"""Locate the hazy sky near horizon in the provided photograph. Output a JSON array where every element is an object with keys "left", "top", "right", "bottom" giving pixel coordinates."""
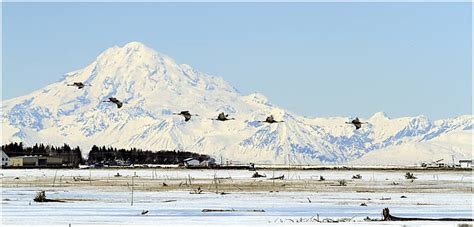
[{"left": 3, "top": 3, "right": 472, "bottom": 120}]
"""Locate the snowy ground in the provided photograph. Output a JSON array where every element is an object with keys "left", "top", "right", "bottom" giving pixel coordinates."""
[{"left": 1, "top": 169, "right": 473, "bottom": 226}]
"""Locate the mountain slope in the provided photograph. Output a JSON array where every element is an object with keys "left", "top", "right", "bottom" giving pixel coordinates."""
[
  {"left": 2, "top": 42, "right": 472, "bottom": 164},
  {"left": 349, "top": 129, "right": 472, "bottom": 166}
]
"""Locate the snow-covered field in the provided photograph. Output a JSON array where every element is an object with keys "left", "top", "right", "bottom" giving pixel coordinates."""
[
  {"left": 2, "top": 169, "right": 473, "bottom": 226},
  {"left": 2, "top": 188, "right": 473, "bottom": 226},
  {"left": 1, "top": 168, "right": 472, "bottom": 182}
]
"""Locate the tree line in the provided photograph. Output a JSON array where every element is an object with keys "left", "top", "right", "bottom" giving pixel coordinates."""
[
  {"left": 1, "top": 142, "right": 210, "bottom": 167},
  {"left": 87, "top": 145, "right": 211, "bottom": 165}
]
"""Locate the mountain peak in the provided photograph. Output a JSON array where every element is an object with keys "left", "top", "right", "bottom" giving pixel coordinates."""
[
  {"left": 95, "top": 42, "right": 158, "bottom": 63},
  {"left": 119, "top": 41, "right": 159, "bottom": 56},
  {"left": 118, "top": 41, "right": 161, "bottom": 57},
  {"left": 65, "top": 42, "right": 240, "bottom": 101},
  {"left": 94, "top": 41, "right": 176, "bottom": 69},
  {"left": 123, "top": 41, "right": 148, "bottom": 49}
]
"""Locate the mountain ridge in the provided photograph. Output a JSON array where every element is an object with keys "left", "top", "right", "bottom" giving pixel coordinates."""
[{"left": 2, "top": 42, "right": 472, "bottom": 164}]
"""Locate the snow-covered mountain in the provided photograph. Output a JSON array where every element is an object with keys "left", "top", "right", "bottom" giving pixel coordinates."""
[{"left": 2, "top": 42, "right": 472, "bottom": 165}]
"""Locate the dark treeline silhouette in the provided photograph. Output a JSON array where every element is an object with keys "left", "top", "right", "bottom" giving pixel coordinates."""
[
  {"left": 2, "top": 142, "right": 210, "bottom": 167},
  {"left": 2, "top": 142, "right": 83, "bottom": 167},
  {"left": 87, "top": 145, "right": 210, "bottom": 165}
]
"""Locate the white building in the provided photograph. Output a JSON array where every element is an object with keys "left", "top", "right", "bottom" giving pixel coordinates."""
[
  {"left": 459, "top": 160, "right": 472, "bottom": 168},
  {"left": 183, "top": 158, "right": 200, "bottom": 167},
  {"left": 200, "top": 158, "right": 216, "bottom": 167},
  {"left": 2, "top": 150, "right": 10, "bottom": 167}
]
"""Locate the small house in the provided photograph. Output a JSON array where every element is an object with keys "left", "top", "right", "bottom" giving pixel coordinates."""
[
  {"left": 459, "top": 160, "right": 472, "bottom": 168},
  {"left": 10, "top": 156, "right": 63, "bottom": 167},
  {"left": 10, "top": 156, "right": 38, "bottom": 167},
  {"left": 1, "top": 150, "right": 9, "bottom": 167}
]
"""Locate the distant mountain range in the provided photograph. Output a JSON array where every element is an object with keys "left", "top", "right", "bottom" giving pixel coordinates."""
[{"left": 2, "top": 42, "right": 472, "bottom": 165}]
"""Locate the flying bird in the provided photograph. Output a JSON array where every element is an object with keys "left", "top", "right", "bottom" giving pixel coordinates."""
[
  {"left": 141, "top": 210, "right": 149, "bottom": 215},
  {"left": 173, "top": 111, "right": 198, "bottom": 122},
  {"left": 345, "top": 117, "right": 367, "bottom": 130},
  {"left": 259, "top": 115, "right": 284, "bottom": 124},
  {"left": 67, "top": 82, "right": 91, "bottom": 89},
  {"left": 213, "top": 112, "right": 235, "bottom": 121},
  {"left": 103, "top": 97, "right": 123, "bottom": 109}
]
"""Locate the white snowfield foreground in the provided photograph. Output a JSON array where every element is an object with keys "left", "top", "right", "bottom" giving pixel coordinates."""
[
  {"left": 2, "top": 42, "right": 472, "bottom": 165},
  {"left": 1, "top": 169, "right": 472, "bottom": 225}
]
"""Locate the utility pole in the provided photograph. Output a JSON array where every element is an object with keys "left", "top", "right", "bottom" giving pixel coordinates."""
[
  {"left": 131, "top": 176, "right": 134, "bottom": 206},
  {"left": 52, "top": 169, "right": 58, "bottom": 187},
  {"left": 214, "top": 173, "right": 218, "bottom": 194},
  {"left": 288, "top": 154, "right": 290, "bottom": 168},
  {"left": 288, "top": 153, "right": 291, "bottom": 180}
]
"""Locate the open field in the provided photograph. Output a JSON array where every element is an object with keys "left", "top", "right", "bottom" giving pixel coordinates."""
[{"left": 1, "top": 169, "right": 473, "bottom": 225}]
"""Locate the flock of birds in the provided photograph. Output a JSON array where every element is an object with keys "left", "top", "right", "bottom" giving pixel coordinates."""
[{"left": 67, "top": 82, "right": 367, "bottom": 129}]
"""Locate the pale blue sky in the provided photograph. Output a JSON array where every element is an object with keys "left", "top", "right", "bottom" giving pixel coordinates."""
[{"left": 3, "top": 3, "right": 472, "bottom": 119}]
